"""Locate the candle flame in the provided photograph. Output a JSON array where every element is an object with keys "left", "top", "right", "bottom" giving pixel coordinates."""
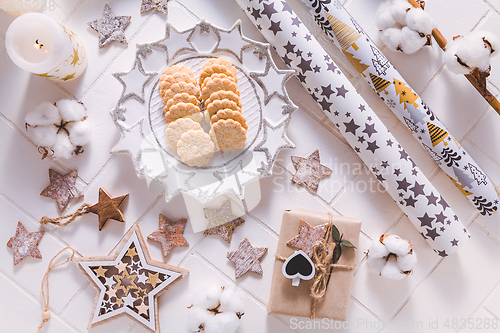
[{"left": 34, "top": 39, "right": 43, "bottom": 50}]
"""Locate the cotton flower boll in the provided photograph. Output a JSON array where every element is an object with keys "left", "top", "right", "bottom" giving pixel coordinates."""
[
  {"left": 367, "top": 234, "right": 416, "bottom": 279},
  {"left": 219, "top": 287, "right": 244, "bottom": 313},
  {"left": 25, "top": 98, "right": 90, "bottom": 160},
  {"left": 214, "top": 312, "right": 240, "bottom": 333},
  {"left": 457, "top": 32, "right": 495, "bottom": 71},
  {"left": 56, "top": 99, "right": 86, "bottom": 122},
  {"left": 188, "top": 307, "right": 213, "bottom": 331},
  {"left": 376, "top": 1, "right": 396, "bottom": 31},
  {"left": 366, "top": 256, "right": 386, "bottom": 275},
  {"left": 397, "top": 252, "right": 418, "bottom": 272},
  {"left": 204, "top": 315, "right": 226, "bottom": 333},
  {"left": 380, "top": 28, "right": 402, "bottom": 52},
  {"left": 368, "top": 239, "right": 389, "bottom": 259},
  {"left": 188, "top": 284, "right": 244, "bottom": 332},
  {"left": 52, "top": 132, "right": 74, "bottom": 159},
  {"left": 390, "top": 0, "right": 411, "bottom": 26},
  {"left": 405, "top": 7, "right": 435, "bottom": 34},
  {"left": 382, "top": 234, "right": 411, "bottom": 256},
  {"left": 31, "top": 126, "right": 57, "bottom": 147},
  {"left": 66, "top": 121, "right": 91, "bottom": 146},
  {"left": 400, "top": 26, "right": 427, "bottom": 54},
  {"left": 192, "top": 285, "right": 222, "bottom": 309},
  {"left": 25, "top": 102, "right": 61, "bottom": 126},
  {"left": 380, "top": 256, "right": 405, "bottom": 280},
  {"left": 480, "top": 31, "right": 499, "bottom": 56},
  {"left": 204, "top": 313, "right": 240, "bottom": 333},
  {"left": 444, "top": 40, "right": 471, "bottom": 74}
]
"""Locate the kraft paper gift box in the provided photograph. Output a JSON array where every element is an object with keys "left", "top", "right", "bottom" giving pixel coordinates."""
[{"left": 267, "top": 208, "right": 361, "bottom": 320}]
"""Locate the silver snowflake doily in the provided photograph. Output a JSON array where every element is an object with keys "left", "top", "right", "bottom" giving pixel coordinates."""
[{"left": 111, "top": 20, "right": 297, "bottom": 203}]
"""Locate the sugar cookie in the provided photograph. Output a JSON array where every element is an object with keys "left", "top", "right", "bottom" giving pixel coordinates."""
[
  {"left": 205, "top": 90, "right": 242, "bottom": 108},
  {"left": 177, "top": 130, "right": 215, "bottom": 167},
  {"left": 211, "top": 109, "right": 248, "bottom": 130},
  {"left": 165, "top": 102, "right": 201, "bottom": 123},
  {"left": 205, "top": 99, "right": 241, "bottom": 118},
  {"left": 162, "top": 82, "right": 201, "bottom": 104},
  {"left": 164, "top": 92, "right": 200, "bottom": 113},
  {"left": 165, "top": 118, "right": 203, "bottom": 150},
  {"left": 201, "top": 77, "right": 240, "bottom": 101},
  {"left": 212, "top": 119, "right": 247, "bottom": 151}
]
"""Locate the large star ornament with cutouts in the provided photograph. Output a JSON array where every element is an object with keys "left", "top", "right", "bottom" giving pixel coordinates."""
[{"left": 75, "top": 223, "right": 188, "bottom": 331}]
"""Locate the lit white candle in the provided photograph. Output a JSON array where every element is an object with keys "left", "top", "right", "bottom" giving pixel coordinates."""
[{"left": 5, "top": 13, "right": 87, "bottom": 82}]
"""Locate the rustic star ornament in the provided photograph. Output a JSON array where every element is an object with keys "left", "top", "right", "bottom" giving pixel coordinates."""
[
  {"left": 88, "top": 4, "right": 131, "bottom": 49},
  {"left": 287, "top": 219, "right": 328, "bottom": 257},
  {"left": 75, "top": 223, "right": 188, "bottom": 331},
  {"left": 7, "top": 222, "right": 44, "bottom": 265},
  {"left": 40, "top": 169, "right": 83, "bottom": 212},
  {"left": 227, "top": 238, "right": 267, "bottom": 278},
  {"left": 203, "top": 217, "right": 245, "bottom": 243},
  {"left": 203, "top": 201, "right": 239, "bottom": 228},
  {"left": 88, "top": 188, "right": 129, "bottom": 231},
  {"left": 147, "top": 214, "right": 189, "bottom": 257},
  {"left": 140, "top": 0, "right": 169, "bottom": 15},
  {"left": 291, "top": 149, "right": 332, "bottom": 193}
]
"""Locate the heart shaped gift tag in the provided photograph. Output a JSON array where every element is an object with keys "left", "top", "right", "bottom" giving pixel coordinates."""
[{"left": 282, "top": 250, "right": 315, "bottom": 286}]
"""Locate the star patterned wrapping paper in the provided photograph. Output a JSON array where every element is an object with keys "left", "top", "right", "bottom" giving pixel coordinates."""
[
  {"left": 300, "top": 0, "right": 499, "bottom": 216},
  {"left": 235, "top": 0, "right": 470, "bottom": 256}
]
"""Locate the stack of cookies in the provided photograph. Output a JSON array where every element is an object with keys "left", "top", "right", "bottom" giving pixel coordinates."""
[
  {"left": 159, "top": 65, "right": 203, "bottom": 123},
  {"left": 160, "top": 58, "right": 248, "bottom": 167},
  {"left": 200, "top": 58, "right": 248, "bottom": 151},
  {"left": 160, "top": 65, "right": 213, "bottom": 167}
]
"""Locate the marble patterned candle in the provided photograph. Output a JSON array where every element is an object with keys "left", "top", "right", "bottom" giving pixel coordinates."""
[{"left": 5, "top": 13, "right": 87, "bottom": 82}]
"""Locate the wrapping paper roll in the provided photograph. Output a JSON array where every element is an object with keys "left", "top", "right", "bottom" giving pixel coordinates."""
[
  {"left": 300, "top": 0, "right": 499, "bottom": 216},
  {"left": 235, "top": 0, "right": 469, "bottom": 256}
]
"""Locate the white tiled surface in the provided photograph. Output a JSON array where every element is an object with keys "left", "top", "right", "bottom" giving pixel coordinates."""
[{"left": 1, "top": 1, "right": 500, "bottom": 332}]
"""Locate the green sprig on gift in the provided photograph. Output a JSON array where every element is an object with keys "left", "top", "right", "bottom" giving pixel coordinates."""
[
  {"left": 330, "top": 224, "right": 356, "bottom": 263},
  {"left": 326, "top": 224, "right": 356, "bottom": 286}
]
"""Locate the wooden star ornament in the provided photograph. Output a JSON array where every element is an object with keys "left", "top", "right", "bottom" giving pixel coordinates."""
[
  {"left": 40, "top": 169, "right": 83, "bottom": 211},
  {"left": 140, "top": 0, "right": 169, "bottom": 14},
  {"left": 88, "top": 188, "right": 129, "bottom": 231},
  {"left": 287, "top": 219, "right": 328, "bottom": 257},
  {"left": 74, "top": 223, "right": 188, "bottom": 332},
  {"left": 7, "top": 222, "right": 44, "bottom": 265},
  {"left": 203, "top": 201, "right": 245, "bottom": 243},
  {"left": 203, "top": 201, "right": 239, "bottom": 227},
  {"left": 291, "top": 149, "right": 332, "bottom": 193},
  {"left": 227, "top": 238, "right": 267, "bottom": 278},
  {"left": 88, "top": 4, "right": 131, "bottom": 48},
  {"left": 204, "top": 217, "right": 245, "bottom": 243},
  {"left": 147, "top": 214, "right": 189, "bottom": 257}
]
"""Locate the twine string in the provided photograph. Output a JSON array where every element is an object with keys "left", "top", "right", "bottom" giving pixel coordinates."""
[
  {"left": 37, "top": 247, "right": 75, "bottom": 330},
  {"left": 39, "top": 203, "right": 91, "bottom": 227}
]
